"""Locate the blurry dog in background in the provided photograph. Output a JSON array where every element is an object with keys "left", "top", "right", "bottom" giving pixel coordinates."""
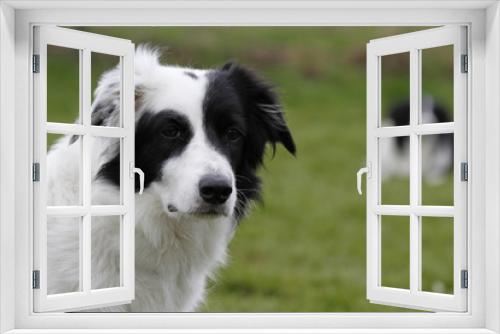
[{"left": 380, "top": 96, "right": 453, "bottom": 184}]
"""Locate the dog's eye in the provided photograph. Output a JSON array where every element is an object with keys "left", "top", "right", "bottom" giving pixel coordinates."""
[
  {"left": 162, "top": 125, "right": 182, "bottom": 139},
  {"left": 225, "top": 128, "right": 243, "bottom": 142}
]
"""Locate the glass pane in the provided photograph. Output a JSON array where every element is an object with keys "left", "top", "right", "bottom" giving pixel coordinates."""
[
  {"left": 421, "top": 217, "right": 454, "bottom": 294},
  {"left": 47, "top": 134, "right": 82, "bottom": 206},
  {"left": 91, "top": 215, "right": 121, "bottom": 289},
  {"left": 91, "top": 52, "right": 121, "bottom": 127},
  {"left": 47, "top": 216, "right": 81, "bottom": 294},
  {"left": 421, "top": 45, "right": 454, "bottom": 124},
  {"left": 381, "top": 52, "right": 410, "bottom": 126},
  {"left": 381, "top": 215, "right": 410, "bottom": 289},
  {"left": 47, "top": 45, "right": 80, "bottom": 124},
  {"left": 379, "top": 137, "right": 410, "bottom": 205},
  {"left": 421, "top": 134, "right": 454, "bottom": 206},
  {"left": 91, "top": 137, "right": 122, "bottom": 205}
]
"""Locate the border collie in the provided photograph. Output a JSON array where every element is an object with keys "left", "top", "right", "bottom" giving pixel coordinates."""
[
  {"left": 380, "top": 96, "right": 453, "bottom": 184},
  {"left": 47, "top": 46, "right": 296, "bottom": 312}
]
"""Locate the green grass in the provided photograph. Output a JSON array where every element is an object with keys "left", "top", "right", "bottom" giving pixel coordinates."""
[{"left": 48, "top": 27, "right": 454, "bottom": 312}]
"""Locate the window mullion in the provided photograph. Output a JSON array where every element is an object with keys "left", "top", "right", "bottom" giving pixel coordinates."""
[
  {"left": 81, "top": 48, "right": 92, "bottom": 293},
  {"left": 409, "top": 48, "right": 421, "bottom": 293}
]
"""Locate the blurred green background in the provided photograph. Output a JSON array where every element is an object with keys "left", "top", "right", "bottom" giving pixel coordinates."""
[{"left": 47, "top": 27, "right": 455, "bottom": 312}]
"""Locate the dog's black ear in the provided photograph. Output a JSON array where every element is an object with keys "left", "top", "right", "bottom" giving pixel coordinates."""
[
  {"left": 224, "top": 63, "right": 296, "bottom": 156},
  {"left": 221, "top": 61, "right": 235, "bottom": 71}
]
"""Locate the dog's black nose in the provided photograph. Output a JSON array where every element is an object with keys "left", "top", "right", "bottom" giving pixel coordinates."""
[{"left": 199, "top": 174, "right": 232, "bottom": 205}]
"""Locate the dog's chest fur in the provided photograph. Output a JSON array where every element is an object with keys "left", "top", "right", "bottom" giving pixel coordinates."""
[
  {"left": 125, "top": 192, "right": 234, "bottom": 312},
  {"left": 97, "top": 196, "right": 233, "bottom": 312}
]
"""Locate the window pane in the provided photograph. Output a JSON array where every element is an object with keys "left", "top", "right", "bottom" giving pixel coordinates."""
[
  {"left": 421, "top": 45, "right": 454, "bottom": 124},
  {"left": 47, "top": 45, "right": 80, "bottom": 124},
  {"left": 47, "top": 134, "right": 82, "bottom": 206},
  {"left": 421, "top": 217, "right": 454, "bottom": 294},
  {"left": 91, "top": 52, "right": 121, "bottom": 127},
  {"left": 379, "top": 137, "right": 410, "bottom": 205},
  {"left": 381, "top": 52, "right": 410, "bottom": 126},
  {"left": 421, "top": 134, "right": 454, "bottom": 206},
  {"left": 47, "top": 216, "right": 81, "bottom": 294},
  {"left": 381, "top": 215, "right": 410, "bottom": 289},
  {"left": 91, "top": 215, "right": 121, "bottom": 289},
  {"left": 91, "top": 137, "right": 122, "bottom": 205}
]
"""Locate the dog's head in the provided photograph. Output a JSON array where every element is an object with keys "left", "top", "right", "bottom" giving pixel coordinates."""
[{"left": 95, "top": 46, "right": 295, "bottom": 221}]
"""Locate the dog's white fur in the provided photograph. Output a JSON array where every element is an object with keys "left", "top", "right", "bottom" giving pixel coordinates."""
[{"left": 47, "top": 47, "right": 237, "bottom": 312}]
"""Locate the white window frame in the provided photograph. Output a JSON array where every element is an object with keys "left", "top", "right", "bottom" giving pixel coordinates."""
[
  {"left": 32, "top": 26, "right": 136, "bottom": 312},
  {"left": 0, "top": 1, "right": 499, "bottom": 333},
  {"left": 365, "top": 26, "right": 468, "bottom": 312}
]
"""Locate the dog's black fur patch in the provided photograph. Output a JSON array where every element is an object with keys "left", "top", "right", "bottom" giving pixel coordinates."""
[
  {"left": 204, "top": 63, "right": 295, "bottom": 219},
  {"left": 98, "top": 110, "right": 193, "bottom": 191}
]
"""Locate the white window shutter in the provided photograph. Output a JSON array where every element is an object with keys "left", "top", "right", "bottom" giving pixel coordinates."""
[
  {"left": 33, "top": 26, "right": 136, "bottom": 312},
  {"left": 365, "top": 26, "right": 468, "bottom": 312}
]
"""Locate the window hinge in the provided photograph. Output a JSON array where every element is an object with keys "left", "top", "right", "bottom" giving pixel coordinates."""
[
  {"left": 32, "top": 163, "right": 40, "bottom": 182},
  {"left": 32, "top": 54, "right": 40, "bottom": 73},
  {"left": 461, "top": 162, "right": 468, "bottom": 182},
  {"left": 461, "top": 54, "right": 468, "bottom": 73},
  {"left": 461, "top": 269, "right": 468, "bottom": 289},
  {"left": 32, "top": 270, "right": 40, "bottom": 289}
]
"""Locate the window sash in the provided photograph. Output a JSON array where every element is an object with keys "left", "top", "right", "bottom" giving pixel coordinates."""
[
  {"left": 32, "top": 26, "right": 136, "bottom": 312},
  {"left": 366, "top": 26, "right": 468, "bottom": 312}
]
